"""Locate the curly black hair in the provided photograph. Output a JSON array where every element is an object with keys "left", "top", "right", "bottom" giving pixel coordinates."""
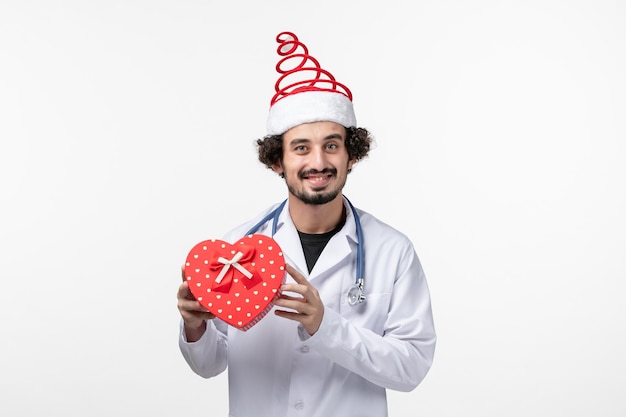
[{"left": 255, "top": 126, "right": 373, "bottom": 170}]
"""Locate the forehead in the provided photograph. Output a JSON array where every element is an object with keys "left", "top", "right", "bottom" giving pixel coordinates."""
[{"left": 283, "top": 121, "right": 346, "bottom": 142}]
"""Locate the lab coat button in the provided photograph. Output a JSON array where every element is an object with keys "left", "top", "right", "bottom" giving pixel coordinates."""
[
  {"left": 299, "top": 345, "right": 310, "bottom": 353},
  {"left": 294, "top": 400, "right": 304, "bottom": 410}
]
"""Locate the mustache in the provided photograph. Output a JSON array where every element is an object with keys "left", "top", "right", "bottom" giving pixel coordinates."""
[{"left": 299, "top": 168, "right": 337, "bottom": 178}]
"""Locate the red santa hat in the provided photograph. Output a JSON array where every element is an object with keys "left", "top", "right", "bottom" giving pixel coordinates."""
[{"left": 266, "top": 31, "right": 357, "bottom": 135}]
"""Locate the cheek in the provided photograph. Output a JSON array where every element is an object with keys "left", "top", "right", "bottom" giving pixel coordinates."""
[{"left": 280, "top": 157, "right": 303, "bottom": 171}]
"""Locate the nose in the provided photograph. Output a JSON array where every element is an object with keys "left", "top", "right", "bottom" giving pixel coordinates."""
[{"left": 309, "top": 146, "right": 327, "bottom": 171}]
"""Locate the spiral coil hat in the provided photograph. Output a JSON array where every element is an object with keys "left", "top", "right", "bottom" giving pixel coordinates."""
[{"left": 266, "top": 32, "right": 357, "bottom": 135}]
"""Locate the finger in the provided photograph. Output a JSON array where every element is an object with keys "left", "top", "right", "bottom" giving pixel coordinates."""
[
  {"left": 274, "top": 309, "right": 300, "bottom": 321},
  {"left": 194, "top": 311, "right": 215, "bottom": 320},
  {"left": 277, "top": 293, "right": 305, "bottom": 302},
  {"left": 181, "top": 264, "right": 187, "bottom": 282},
  {"left": 178, "top": 295, "right": 210, "bottom": 314},
  {"left": 286, "top": 264, "right": 308, "bottom": 285},
  {"left": 274, "top": 298, "right": 312, "bottom": 315},
  {"left": 280, "top": 282, "right": 307, "bottom": 296},
  {"left": 181, "top": 310, "right": 215, "bottom": 328},
  {"left": 177, "top": 281, "right": 190, "bottom": 298},
  {"left": 178, "top": 281, "right": 205, "bottom": 304}
]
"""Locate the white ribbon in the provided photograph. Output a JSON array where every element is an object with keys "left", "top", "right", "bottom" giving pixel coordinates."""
[{"left": 214, "top": 251, "right": 254, "bottom": 284}]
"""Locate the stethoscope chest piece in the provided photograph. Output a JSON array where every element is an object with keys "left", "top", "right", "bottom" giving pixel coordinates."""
[{"left": 346, "top": 278, "right": 366, "bottom": 306}]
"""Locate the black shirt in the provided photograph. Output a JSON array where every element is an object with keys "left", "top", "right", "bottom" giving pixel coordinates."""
[{"left": 297, "top": 216, "right": 346, "bottom": 273}]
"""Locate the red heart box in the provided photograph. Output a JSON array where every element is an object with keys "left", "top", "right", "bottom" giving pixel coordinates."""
[{"left": 184, "top": 234, "right": 285, "bottom": 331}]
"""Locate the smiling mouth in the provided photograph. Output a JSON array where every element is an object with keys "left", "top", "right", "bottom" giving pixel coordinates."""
[
  {"left": 300, "top": 169, "right": 336, "bottom": 181},
  {"left": 302, "top": 171, "right": 334, "bottom": 190},
  {"left": 303, "top": 172, "right": 333, "bottom": 182}
]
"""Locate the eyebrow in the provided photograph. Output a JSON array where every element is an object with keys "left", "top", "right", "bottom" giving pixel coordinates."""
[{"left": 288, "top": 133, "right": 344, "bottom": 147}]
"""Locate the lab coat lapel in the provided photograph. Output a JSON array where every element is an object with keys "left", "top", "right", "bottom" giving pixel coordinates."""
[
  {"left": 271, "top": 198, "right": 359, "bottom": 282},
  {"left": 309, "top": 199, "right": 359, "bottom": 282},
  {"left": 272, "top": 200, "right": 308, "bottom": 279}
]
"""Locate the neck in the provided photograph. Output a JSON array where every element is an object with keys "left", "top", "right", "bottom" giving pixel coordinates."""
[{"left": 288, "top": 194, "right": 345, "bottom": 234}]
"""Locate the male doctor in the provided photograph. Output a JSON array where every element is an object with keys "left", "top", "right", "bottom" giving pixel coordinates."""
[{"left": 177, "top": 31, "right": 436, "bottom": 417}]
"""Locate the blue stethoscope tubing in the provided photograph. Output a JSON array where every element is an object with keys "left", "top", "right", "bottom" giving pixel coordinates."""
[{"left": 244, "top": 196, "right": 365, "bottom": 305}]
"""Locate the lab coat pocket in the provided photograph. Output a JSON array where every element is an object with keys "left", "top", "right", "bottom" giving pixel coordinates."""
[{"left": 340, "top": 291, "right": 391, "bottom": 335}]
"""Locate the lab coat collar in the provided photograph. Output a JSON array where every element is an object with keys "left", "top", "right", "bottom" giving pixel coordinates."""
[{"left": 272, "top": 196, "right": 359, "bottom": 282}]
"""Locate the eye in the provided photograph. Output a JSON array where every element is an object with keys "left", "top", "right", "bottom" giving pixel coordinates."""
[
  {"left": 325, "top": 142, "right": 339, "bottom": 151},
  {"left": 294, "top": 145, "right": 308, "bottom": 152}
]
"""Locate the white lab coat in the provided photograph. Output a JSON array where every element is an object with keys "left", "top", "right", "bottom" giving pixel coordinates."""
[{"left": 179, "top": 197, "right": 436, "bottom": 417}]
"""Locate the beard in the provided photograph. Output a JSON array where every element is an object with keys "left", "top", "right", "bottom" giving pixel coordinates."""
[{"left": 285, "top": 167, "right": 346, "bottom": 205}]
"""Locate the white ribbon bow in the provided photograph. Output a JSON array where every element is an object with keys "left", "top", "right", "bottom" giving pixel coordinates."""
[{"left": 214, "top": 251, "right": 254, "bottom": 284}]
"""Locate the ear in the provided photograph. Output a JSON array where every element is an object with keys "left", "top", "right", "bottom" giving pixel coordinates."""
[
  {"left": 348, "top": 157, "right": 355, "bottom": 172},
  {"left": 271, "top": 161, "right": 284, "bottom": 177}
]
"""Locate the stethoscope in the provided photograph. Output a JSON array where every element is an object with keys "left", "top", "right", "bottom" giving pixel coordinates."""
[{"left": 244, "top": 196, "right": 366, "bottom": 305}]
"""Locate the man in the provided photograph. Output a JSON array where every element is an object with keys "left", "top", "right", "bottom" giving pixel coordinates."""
[{"left": 177, "top": 31, "right": 436, "bottom": 417}]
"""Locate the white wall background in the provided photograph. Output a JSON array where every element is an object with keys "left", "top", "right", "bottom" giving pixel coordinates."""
[{"left": 1, "top": 1, "right": 624, "bottom": 416}]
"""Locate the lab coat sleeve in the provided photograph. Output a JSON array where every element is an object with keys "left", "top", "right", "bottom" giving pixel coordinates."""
[
  {"left": 178, "top": 319, "right": 229, "bottom": 378},
  {"left": 302, "top": 244, "right": 436, "bottom": 392}
]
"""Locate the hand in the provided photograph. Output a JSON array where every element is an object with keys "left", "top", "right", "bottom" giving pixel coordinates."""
[
  {"left": 273, "top": 264, "right": 324, "bottom": 335},
  {"left": 177, "top": 265, "right": 215, "bottom": 341}
]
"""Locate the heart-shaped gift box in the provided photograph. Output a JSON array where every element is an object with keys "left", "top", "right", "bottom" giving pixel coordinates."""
[{"left": 184, "top": 234, "right": 285, "bottom": 331}]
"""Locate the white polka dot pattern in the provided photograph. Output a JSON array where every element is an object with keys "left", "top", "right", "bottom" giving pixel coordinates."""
[{"left": 184, "top": 234, "right": 286, "bottom": 331}]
